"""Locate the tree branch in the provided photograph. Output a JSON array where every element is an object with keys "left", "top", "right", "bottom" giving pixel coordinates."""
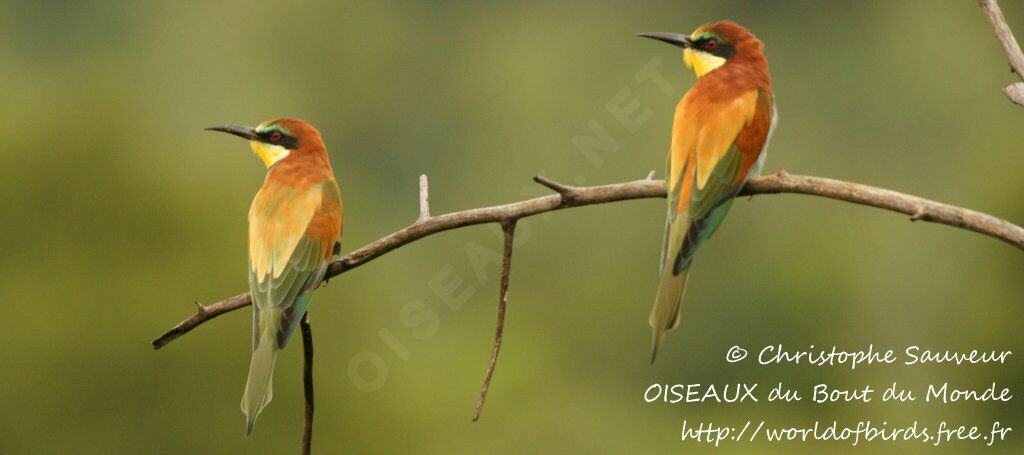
[
  {"left": 473, "top": 220, "right": 516, "bottom": 422},
  {"left": 979, "top": 0, "right": 1024, "bottom": 105},
  {"left": 740, "top": 171, "right": 1024, "bottom": 249},
  {"left": 152, "top": 171, "right": 1024, "bottom": 350},
  {"left": 300, "top": 315, "right": 314, "bottom": 455}
]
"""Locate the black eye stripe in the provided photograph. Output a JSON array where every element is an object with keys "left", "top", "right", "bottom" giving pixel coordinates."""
[
  {"left": 693, "top": 37, "right": 735, "bottom": 59},
  {"left": 258, "top": 130, "right": 299, "bottom": 149}
]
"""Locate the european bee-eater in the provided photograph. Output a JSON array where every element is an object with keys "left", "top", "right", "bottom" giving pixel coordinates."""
[
  {"left": 206, "top": 119, "right": 343, "bottom": 434},
  {"left": 638, "top": 22, "right": 775, "bottom": 362}
]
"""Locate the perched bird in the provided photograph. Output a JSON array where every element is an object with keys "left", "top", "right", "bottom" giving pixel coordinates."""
[
  {"left": 206, "top": 119, "right": 343, "bottom": 434},
  {"left": 638, "top": 22, "right": 775, "bottom": 362}
]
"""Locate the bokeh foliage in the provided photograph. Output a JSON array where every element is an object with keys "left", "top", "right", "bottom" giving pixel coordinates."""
[{"left": 0, "top": 1, "right": 1021, "bottom": 453}]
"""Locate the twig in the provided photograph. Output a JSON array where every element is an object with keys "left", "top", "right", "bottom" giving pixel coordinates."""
[
  {"left": 152, "top": 171, "right": 1024, "bottom": 349},
  {"left": 979, "top": 0, "right": 1024, "bottom": 105},
  {"left": 531, "top": 175, "right": 579, "bottom": 204},
  {"left": 154, "top": 293, "right": 251, "bottom": 348},
  {"left": 979, "top": 0, "right": 1024, "bottom": 76},
  {"left": 300, "top": 315, "right": 314, "bottom": 455},
  {"left": 473, "top": 220, "right": 516, "bottom": 422},
  {"left": 418, "top": 175, "right": 431, "bottom": 221}
]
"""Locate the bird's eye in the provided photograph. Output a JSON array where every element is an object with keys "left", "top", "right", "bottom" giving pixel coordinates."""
[
  {"left": 705, "top": 39, "right": 719, "bottom": 51},
  {"left": 270, "top": 131, "right": 282, "bottom": 142}
]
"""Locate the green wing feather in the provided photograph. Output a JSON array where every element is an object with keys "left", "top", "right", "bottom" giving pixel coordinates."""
[
  {"left": 674, "top": 146, "right": 744, "bottom": 273},
  {"left": 249, "top": 234, "right": 326, "bottom": 348}
]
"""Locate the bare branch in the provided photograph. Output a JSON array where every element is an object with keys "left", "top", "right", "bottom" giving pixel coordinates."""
[
  {"left": 152, "top": 172, "right": 1024, "bottom": 349},
  {"left": 532, "top": 175, "right": 579, "bottom": 204},
  {"left": 154, "top": 292, "right": 252, "bottom": 348},
  {"left": 738, "top": 172, "right": 1024, "bottom": 249},
  {"left": 979, "top": 0, "right": 1024, "bottom": 104},
  {"left": 300, "top": 315, "right": 314, "bottom": 455},
  {"left": 418, "top": 174, "right": 431, "bottom": 221},
  {"left": 473, "top": 220, "right": 516, "bottom": 422},
  {"left": 980, "top": 0, "right": 1024, "bottom": 76}
]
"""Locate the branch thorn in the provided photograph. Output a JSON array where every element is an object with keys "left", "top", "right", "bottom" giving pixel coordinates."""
[
  {"left": 533, "top": 175, "right": 578, "bottom": 204},
  {"left": 910, "top": 208, "right": 927, "bottom": 222}
]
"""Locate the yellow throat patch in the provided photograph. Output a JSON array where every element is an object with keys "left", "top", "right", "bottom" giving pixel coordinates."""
[
  {"left": 249, "top": 141, "right": 291, "bottom": 168},
  {"left": 684, "top": 48, "right": 726, "bottom": 78}
]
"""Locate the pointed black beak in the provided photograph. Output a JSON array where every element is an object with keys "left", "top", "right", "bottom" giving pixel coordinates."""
[
  {"left": 636, "top": 32, "right": 693, "bottom": 49},
  {"left": 205, "top": 125, "right": 259, "bottom": 141}
]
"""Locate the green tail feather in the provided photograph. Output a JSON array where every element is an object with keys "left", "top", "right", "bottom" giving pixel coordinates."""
[
  {"left": 651, "top": 198, "right": 735, "bottom": 363},
  {"left": 650, "top": 264, "right": 690, "bottom": 364},
  {"left": 242, "top": 316, "right": 280, "bottom": 436}
]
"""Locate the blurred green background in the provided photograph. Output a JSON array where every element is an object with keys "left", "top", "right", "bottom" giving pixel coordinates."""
[{"left": 1, "top": 0, "right": 1022, "bottom": 453}]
